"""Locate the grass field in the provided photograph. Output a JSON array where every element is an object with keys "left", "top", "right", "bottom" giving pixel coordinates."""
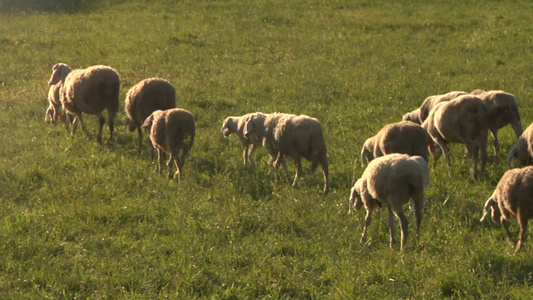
[{"left": 2, "top": 0, "right": 533, "bottom": 298}]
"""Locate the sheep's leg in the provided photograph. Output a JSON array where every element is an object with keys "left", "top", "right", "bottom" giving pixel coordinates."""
[
  {"left": 501, "top": 217, "right": 514, "bottom": 245},
  {"left": 478, "top": 132, "right": 488, "bottom": 178},
  {"left": 247, "top": 144, "right": 257, "bottom": 165},
  {"left": 156, "top": 148, "right": 165, "bottom": 175},
  {"left": 76, "top": 113, "right": 94, "bottom": 141},
  {"left": 413, "top": 191, "right": 425, "bottom": 241},
  {"left": 243, "top": 145, "right": 249, "bottom": 165},
  {"left": 292, "top": 158, "right": 303, "bottom": 188},
  {"left": 490, "top": 129, "right": 499, "bottom": 155},
  {"left": 463, "top": 140, "right": 478, "bottom": 179},
  {"left": 96, "top": 113, "right": 105, "bottom": 144},
  {"left": 396, "top": 210, "right": 409, "bottom": 250},
  {"left": 71, "top": 116, "right": 79, "bottom": 135},
  {"left": 516, "top": 208, "right": 528, "bottom": 253},
  {"left": 108, "top": 110, "right": 114, "bottom": 141},
  {"left": 168, "top": 150, "right": 182, "bottom": 181},
  {"left": 361, "top": 209, "right": 372, "bottom": 243},
  {"left": 136, "top": 127, "right": 143, "bottom": 154},
  {"left": 435, "top": 140, "right": 452, "bottom": 174},
  {"left": 387, "top": 206, "right": 396, "bottom": 247}
]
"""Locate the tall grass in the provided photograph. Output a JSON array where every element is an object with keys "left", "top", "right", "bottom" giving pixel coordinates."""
[{"left": 1, "top": 0, "right": 533, "bottom": 298}]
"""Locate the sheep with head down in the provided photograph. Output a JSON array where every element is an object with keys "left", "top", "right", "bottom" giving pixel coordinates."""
[
  {"left": 470, "top": 89, "right": 523, "bottom": 155},
  {"left": 361, "top": 120, "right": 429, "bottom": 166},
  {"left": 480, "top": 166, "right": 533, "bottom": 253},
  {"left": 125, "top": 78, "right": 176, "bottom": 155},
  {"left": 244, "top": 112, "right": 329, "bottom": 194},
  {"left": 422, "top": 94, "right": 489, "bottom": 178},
  {"left": 48, "top": 63, "right": 120, "bottom": 144},
  {"left": 221, "top": 112, "right": 266, "bottom": 165},
  {"left": 141, "top": 108, "right": 195, "bottom": 182},
  {"left": 349, "top": 153, "right": 429, "bottom": 250},
  {"left": 507, "top": 122, "right": 533, "bottom": 167}
]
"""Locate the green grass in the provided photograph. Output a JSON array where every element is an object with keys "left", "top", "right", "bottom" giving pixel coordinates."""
[{"left": 2, "top": 0, "right": 533, "bottom": 298}]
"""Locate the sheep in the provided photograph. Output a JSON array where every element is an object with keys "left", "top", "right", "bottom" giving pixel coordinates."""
[
  {"left": 480, "top": 166, "right": 533, "bottom": 253},
  {"left": 45, "top": 63, "right": 71, "bottom": 125},
  {"left": 421, "top": 94, "right": 488, "bottom": 178},
  {"left": 470, "top": 90, "right": 523, "bottom": 155},
  {"left": 244, "top": 112, "right": 329, "bottom": 194},
  {"left": 349, "top": 153, "right": 428, "bottom": 249},
  {"left": 141, "top": 108, "right": 195, "bottom": 181},
  {"left": 221, "top": 112, "right": 266, "bottom": 165},
  {"left": 506, "top": 122, "right": 533, "bottom": 167},
  {"left": 402, "top": 109, "right": 421, "bottom": 124},
  {"left": 48, "top": 63, "right": 120, "bottom": 144},
  {"left": 361, "top": 121, "right": 430, "bottom": 166},
  {"left": 125, "top": 78, "right": 176, "bottom": 155}
]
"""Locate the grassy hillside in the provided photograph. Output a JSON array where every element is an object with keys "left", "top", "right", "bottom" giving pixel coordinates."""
[{"left": 1, "top": 0, "right": 533, "bottom": 298}]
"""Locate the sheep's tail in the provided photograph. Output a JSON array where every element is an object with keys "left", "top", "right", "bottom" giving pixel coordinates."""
[{"left": 480, "top": 198, "right": 496, "bottom": 222}]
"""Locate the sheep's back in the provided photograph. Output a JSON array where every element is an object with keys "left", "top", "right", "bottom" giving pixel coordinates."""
[
  {"left": 126, "top": 78, "right": 176, "bottom": 127},
  {"left": 497, "top": 166, "right": 533, "bottom": 219},
  {"left": 275, "top": 115, "right": 326, "bottom": 159}
]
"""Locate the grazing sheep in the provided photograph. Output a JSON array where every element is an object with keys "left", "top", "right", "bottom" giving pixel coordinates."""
[
  {"left": 45, "top": 63, "right": 71, "bottom": 125},
  {"left": 471, "top": 90, "right": 523, "bottom": 155},
  {"left": 48, "top": 63, "right": 120, "bottom": 144},
  {"left": 221, "top": 112, "right": 266, "bottom": 165},
  {"left": 422, "top": 94, "right": 489, "bottom": 178},
  {"left": 141, "top": 108, "right": 195, "bottom": 181},
  {"left": 507, "top": 122, "right": 533, "bottom": 167},
  {"left": 125, "top": 78, "right": 176, "bottom": 155},
  {"left": 361, "top": 121, "right": 430, "bottom": 166},
  {"left": 244, "top": 112, "right": 329, "bottom": 194},
  {"left": 417, "top": 91, "right": 468, "bottom": 123},
  {"left": 480, "top": 166, "right": 533, "bottom": 253},
  {"left": 349, "top": 154, "right": 428, "bottom": 249}
]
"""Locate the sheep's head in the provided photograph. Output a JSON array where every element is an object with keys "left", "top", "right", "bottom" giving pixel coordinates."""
[
  {"left": 141, "top": 112, "right": 157, "bottom": 130},
  {"left": 221, "top": 118, "right": 231, "bottom": 137},
  {"left": 348, "top": 179, "right": 365, "bottom": 214},
  {"left": 480, "top": 198, "right": 501, "bottom": 223},
  {"left": 402, "top": 110, "right": 421, "bottom": 124},
  {"left": 48, "top": 63, "right": 71, "bottom": 86}
]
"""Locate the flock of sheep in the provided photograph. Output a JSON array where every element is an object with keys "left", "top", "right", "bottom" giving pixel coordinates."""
[{"left": 45, "top": 63, "right": 533, "bottom": 252}]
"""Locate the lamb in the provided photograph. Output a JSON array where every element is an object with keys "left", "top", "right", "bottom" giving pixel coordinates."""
[
  {"left": 506, "top": 122, "right": 533, "bottom": 167},
  {"left": 361, "top": 121, "right": 430, "bottom": 166},
  {"left": 45, "top": 63, "right": 71, "bottom": 125},
  {"left": 125, "top": 78, "right": 176, "bottom": 155},
  {"left": 421, "top": 94, "right": 489, "bottom": 178},
  {"left": 141, "top": 108, "right": 195, "bottom": 181},
  {"left": 48, "top": 63, "right": 120, "bottom": 144},
  {"left": 244, "top": 112, "right": 329, "bottom": 194},
  {"left": 480, "top": 166, "right": 533, "bottom": 253},
  {"left": 470, "top": 90, "right": 523, "bottom": 155},
  {"left": 221, "top": 112, "right": 266, "bottom": 165},
  {"left": 349, "top": 154, "right": 428, "bottom": 250}
]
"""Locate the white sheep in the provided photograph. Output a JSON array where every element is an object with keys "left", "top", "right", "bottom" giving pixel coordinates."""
[
  {"left": 361, "top": 121, "right": 430, "bottom": 166},
  {"left": 45, "top": 63, "right": 71, "bottom": 125},
  {"left": 48, "top": 63, "right": 120, "bottom": 144},
  {"left": 507, "top": 122, "right": 533, "bottom": 167},
  {"left": 125, "top": 78, "right": 176, "bottom": 155},
  {"left": 421, "top": 94, "right": 489, "bottom": 178},
  {"left": 244, "top": 112, "right": 329, "bottom": 194},
  {"left": 141, "top": 108, "right": 195, "bottom": 181},
  {"left": 349, "top": 154, "right": 428, "bottom": 249},
  {"left": 480, "top": 166, "right": 533, "bottom": 253},
  {"left": 471, "top": 89, "right": 523, "bottom": 155},
  {"left": 221, "top": 112, "right": 266, "bottom": 165}
]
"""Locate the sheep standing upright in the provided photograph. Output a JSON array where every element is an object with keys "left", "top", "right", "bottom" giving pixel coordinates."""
[
  {"left": 480, "top": 166, "right": 533, "bottom": 253},
  {"left": 361, "top": 121, "right": 430, "bottom": 166},
  {"left": 244, "top": 112, "right": 329, "bottom": 194},
  {"left": 422, "top": 94, "right": 489, "bottom": 178},
  {"left": 125, "top": 78, "right": 176, "bottom": 155},
  {"left": 45, "top": 63, "right": 71, "bottom": 125},
  {"left": 141, "top": 108, "right": 195, "bottom": 181},
  {"left": 471, "top": 90, "right": 523, "bottom": 155},
  {"left": 507, "top": 122, "right": 533, "bottom": 167},
  {"left": 349, "top": 154, "right": 428, "bottom": 250},
  {"left": 221, "top": 112, "right": 266, "bottom": 165},
  {"left": 48, "top": 63, "right": 120, "bottom": 144}
]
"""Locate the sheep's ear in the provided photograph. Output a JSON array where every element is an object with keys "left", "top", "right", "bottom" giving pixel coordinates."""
[
  {"left": 141, "top": 114, "right": 154, "bottom": 129},
  {"left": 480, "top": 198, "right": 496, "bottom": 222}
]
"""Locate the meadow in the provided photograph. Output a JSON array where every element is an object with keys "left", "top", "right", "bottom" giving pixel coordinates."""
[{"left": 1, "top": 0, "right": 533, "bottom": 298}]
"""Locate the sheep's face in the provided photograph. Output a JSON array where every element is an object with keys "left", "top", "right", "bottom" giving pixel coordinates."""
[
  {"left": 481, "top": 198, "right": 501, "bottom": 223},
  {"left": 48, "top": 63, "right": 71, "bottom": 86},
  {"left": 349, "top": 180, "right": 364, "bottom": 213},
  {"left": 221, "top": 119, "right": 231, "bottom": 137}
]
